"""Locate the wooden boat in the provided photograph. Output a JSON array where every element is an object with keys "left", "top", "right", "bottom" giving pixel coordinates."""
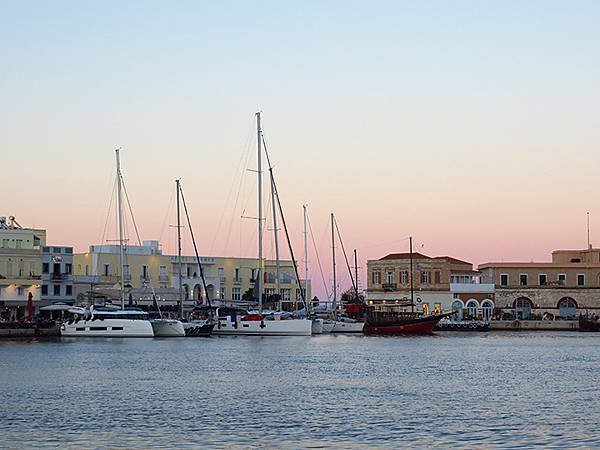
[
  {"left": 364, "top": 308, "right": 451, "bottom": 335},
  {"left": 579, "top": 314, "right": 600, "bottom": 332}
]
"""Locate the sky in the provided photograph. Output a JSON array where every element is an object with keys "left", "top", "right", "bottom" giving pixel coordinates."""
[{"left": 2, "top": 1, "right": 600, "bottom": 299}]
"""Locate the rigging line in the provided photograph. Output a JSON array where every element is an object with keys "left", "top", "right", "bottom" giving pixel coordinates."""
[
  {"left": 120, "top": 176, "right": 142, "bottom": 247},
  {"left": 97, "top": 156, "right": 118, "bottom": 245},
  {"left": 333, "top": 216, "right": 359, "bottom": 300},
  {"left": 262, "top": 135, "right": 308, "bottom": 312},
  {"left": 307, "top": 212, "right": 331, "bottom": 301},
  {"left": 179, "top": 182, "right": 213, "bottom": 313},
  {"left": 210, "top": 116, "right": 255, "bottom": 255},
  {"left": 158, "top": 186, "right": 176, "bottom": 247},
  {"left": 100, "top": 176, "right": 117, "bottom": 246}
]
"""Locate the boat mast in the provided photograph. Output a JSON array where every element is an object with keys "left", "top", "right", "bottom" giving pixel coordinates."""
[
  {"left": 409, "top": 236, "right": 415, "bottom": 313},
  {"left": 115, "top": 148, "right": 125, "bottom": 310},
  {"left": 176, "top": 179, "right": 184, "bottom": 319},
  {"left": 256, "top": 112, "right": 263, "bottom": 312},
  {"left": 331, "top": 212, "right": 337, "bottom": 315},
  {"left": 354, "top": 249, "right": 359, "bottom": 302},
  {"left": 270, "top": 171, "right": 281, "bottom": 310},
  {"left": 303, "top": 205, "right": 309, "bottom": 311}
]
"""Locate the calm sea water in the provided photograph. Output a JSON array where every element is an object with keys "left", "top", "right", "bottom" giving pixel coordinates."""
[{"left": 1, "top": 332, "right": 599, "bottom": 449}]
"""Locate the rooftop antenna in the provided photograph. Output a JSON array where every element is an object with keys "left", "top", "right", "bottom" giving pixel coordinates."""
[{"left": 587, "top": 212, "right": 591, "bottom": 250}]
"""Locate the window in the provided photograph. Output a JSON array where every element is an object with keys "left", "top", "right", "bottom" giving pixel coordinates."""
[
  {"left": 296, "top": 288, "right": 306, "bottom": 302},
  {"left": 386, "top": 271, "right": 394, "bottom": 284},
  {"left": 434, "top": 271, "right": 441, "bottom": 284},
  {"left": 234, "top": 268, "right": 240, "bottom": 281},
  {"left": 422, "top": 303, "right": 429, "bottom": 315},
  {"left": 141, "top": 265, "right": 148, "bottom": 279},
  {"left": 558, "top": 273, "right": 566, "bottom": 284},
  {"left": 220, "top": 287, "right": 226, "bottom": 300},
  {"left": 17, "top": 287, "right": 24, "bottom": 296},
  {"left": 281, "top": 288, "right": 291, "bottom": 301},
  {"left": 232, "top": 287, "right": 241, "bottom": 301},
  {"left": 103, "top": 264, "right": 110, "bottom": 276},
  {"left": 538, "top": 274, "right": 547, "bottom": 286},
  {"left": 577, "top": 274, "right": 585, "bottom": 286},
  {"left": 218, "top": 267, "right": 224, "bottom": 280},
  {"left": 251, "top": 268, "right": 258, "bottom": 281},
  {"left": 434, "top": 303, "right": 441, "bottom": 314},
  {"left": 53, "top": 247, "right": 61, "bottom": 253},
  {"left": 42, "top": 263, "right": 49, "bottom": 274},
  {"left": 400, "top": 271, "right": 408, "bottom": 284},
  {"left": 372, "top": 271, "right": 381, "bottom": 284},
  {"left": 15, "top": 240, "right": 22, "bottom": 249},
  {"left": 159, "top": 265, "right": 167, "bottom": 276},
  {"left": 53, "top": 285, "right": 60, "bottom": 296},
  {"left": 66, "top": 285, "right": 72, "bottom": 296},
  {"left": 65, "top": 248, "right": 72, "bottom": 254},
  {"left": 571, "top": 258, "right": 581, "bottom": 263},
  {"left": 421, "top": 271, "right": 430, "bottom": 284},
  {"left": 559, "top": 297, "right": 577, "bottom": 317},
  {"left": 65, "top": 263, "right": 72, "bottom": 274},
  {"left": 186, "top": 266, "right": 191, "bottom": 277},
  {"left": 2, "top": 239, "right": 9, "bottom": 248},
  {"left": 519, "top": 274, "right": 528, "bottom": 286},
  {"left": 41, "top": 285, "right": 48, "bottom": 296},
  {"left": 500, "top": 274, "right": 509, "bottom": 286}
]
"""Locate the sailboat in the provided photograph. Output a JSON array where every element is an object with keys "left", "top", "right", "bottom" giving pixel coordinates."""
[
  {"left": 150, "top": 294, "right": 186, "bottom": 337},
  {"left": 213, "top": 112, "right": 312, "bottom": 336},
  {"left": 329, "top": 213, "right": 365, "bottom": 334},
  {"left": 61, "top": 149, "right": 154, "bottom": 337}
]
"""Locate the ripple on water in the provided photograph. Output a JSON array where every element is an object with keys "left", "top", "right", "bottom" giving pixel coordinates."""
[{"left": 1, "top": 332, "right": 600, "bottom": 448}]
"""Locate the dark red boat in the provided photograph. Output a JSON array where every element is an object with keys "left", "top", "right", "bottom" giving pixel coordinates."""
[{"left": 364, "top": 308, "right": 451, "bottom": 335}]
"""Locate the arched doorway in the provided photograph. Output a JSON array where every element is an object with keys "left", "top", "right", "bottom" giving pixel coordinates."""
[
  {"left": 466, "top": 299, "right": 479, "bottom": 319},
  {"left": 558, "top": 297, "right": 577, "bottom": 318},
  {"left": 451, "top": 299, "right": 464, "bottom": 321},
  {"left": 515, "top": 297, "right": 533, "bottom": 320},
  {"left": 193, "top": 284, "right": 203, "bottom": 303},
  {"left": 481, "top": 300, "right": 494, "bottom": 322}
]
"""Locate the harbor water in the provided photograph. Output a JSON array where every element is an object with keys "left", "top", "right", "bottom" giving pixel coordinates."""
[{"left": 1, "top": 332, "right": 600, "bottom": 448}]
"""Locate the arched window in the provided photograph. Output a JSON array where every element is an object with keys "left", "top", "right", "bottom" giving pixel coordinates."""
[
  {"left": 466, "top": 300, "right": 478, "bottom": 319},
  {"left": 481, "top": 300, "right": 494, "bottom": 322},
  {"left": 452, "top": 300, "right": 464, "bottom": 321},
  {"left": 514, "top": 297, "right": 533, "bottom": 320},
  {"left": 558, "top": 297, "right": 577, "bottom": 318}
]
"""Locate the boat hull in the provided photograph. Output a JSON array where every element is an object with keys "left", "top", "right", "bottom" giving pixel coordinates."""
[
  {"left": 579, "top": 316, "right": 600, "bottom": 332},
  {"left": 151, "top": 319, "right": 186, "bottom": 337},
  {"left": 331, "top": 321, "right": 364, "bottom": 333},
  {"left": 183, "top": 320, "right": 215, "bottom": 337},
  {"left": 364, "top": 313, "right": 449, "bottom": 336},
  {"left": 60, "top": 319, "right": 154, "bottom": 337},
  {"left": 311, "top": 318, "right": 324, "bottom": 334},
  {"left": 213, "top": 318, "right": 312, "bottom": 336}
]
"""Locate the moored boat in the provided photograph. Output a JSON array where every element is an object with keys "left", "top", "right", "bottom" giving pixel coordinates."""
[
  {"left": 579, "top": 314, "right": 600, "bottom": 332},
  {"left": 151, "top": 318, "right": 186, "bottom": 337},
  {"left": 61, "top": 306, "right": 154, "bottom": 337},
  {"left": 364, "top": 307, "right": 451, "bottom": 335}
]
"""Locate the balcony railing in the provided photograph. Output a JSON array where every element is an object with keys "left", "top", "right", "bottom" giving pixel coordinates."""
[{"left": 382, "top": 283, "right": 397, "bottom": 291}]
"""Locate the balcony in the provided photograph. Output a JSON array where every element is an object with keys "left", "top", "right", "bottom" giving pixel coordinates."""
[
  {"left": 51, "top": 273, "right": 66, "bottom": 280},
  {"left": 159, "top": 275, "right": 169, "bottom": 283},
  {"left": 382, "top": 283, "right": 397, "bottom": 291}
]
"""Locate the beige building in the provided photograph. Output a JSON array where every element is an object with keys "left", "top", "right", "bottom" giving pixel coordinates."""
[
  {"left": 367, "top": 252, "right": 495, "bottom": 319},
  {"left": 478, "top": 247, "right": 600, "bottom": 319},
  {"left": 0, "top": 216, "right": 46, "bottom": 320},
  {"left": 74, "top": 240, "right": 310, "bottom": 311}
]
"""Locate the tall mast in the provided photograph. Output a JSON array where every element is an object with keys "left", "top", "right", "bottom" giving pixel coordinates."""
[
  {"left": 354, "top": 249, "right": 359, "bottom": 302},
  {"left": 587, "top": 211, "right": 591, "bottom": 250},
  {"left": 256, "top": 112, "right": 263, "bottom": 311},
  {"left": 331, "top": 212, "right": 337, "bottom": 314},
  {"left": 115, "top": 148, "right": 125, "bottom": 310},
  {"left": 270, "top": 171, "right": 281, "bottom": 310},
  {"left": 303, "top": 205, "right": 309, "bottom": 310},
  {"left": 409, "top": 236, "right": 415, "bottom": 313},
  {"left": 176, "top": 179, "right": 184, "bottom": 319}
]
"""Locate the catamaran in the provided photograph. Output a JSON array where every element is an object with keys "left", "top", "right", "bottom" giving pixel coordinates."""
[{"left": 61, "top": 149, "right": 154, "bottom": 338}]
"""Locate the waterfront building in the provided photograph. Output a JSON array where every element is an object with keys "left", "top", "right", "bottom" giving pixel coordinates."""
[
  {"left": 366, "top": 252, "right": 494, "bottom": 318},
  {"left": 478, "top": 247, "right": 600, "bottom": 319},
  {"left": 0, "top": 216, "right": 45, "bottom": 320},
  {"left": 41, "top": 245, "right": 75, "bottom": 307},
  {"left": 73, "top": 241, "right": 310, "bottom": 311}
]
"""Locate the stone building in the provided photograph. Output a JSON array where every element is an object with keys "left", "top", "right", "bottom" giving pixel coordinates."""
[
  {"left": 366, "top": 252, "right": 494, "bottom": 318},
  {"left": 478, "top": 247, "right": 600, "bottom": 319}
]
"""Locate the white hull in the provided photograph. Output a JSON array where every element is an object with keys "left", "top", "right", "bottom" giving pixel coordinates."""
[
  {"left": 321, "top": 321, "right": 335, "bottom": 333},
  {"left": 312, "top": 318, "right": 324, "bottom": 334},
  {"left": 61, "top": 318, "right": 154, "bottom": 337},
  {"left": 213, "top": 318, "right": 312, "bottom": 336},
  {"left": 331, "top": 321, "right": 364, "bottom": 333},
  {"left": 151, "top": 319, "right": 185, "bottom": 337}
]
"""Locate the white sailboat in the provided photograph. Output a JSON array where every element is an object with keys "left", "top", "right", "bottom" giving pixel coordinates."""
[
  {"left": 213, "top": 112, "right": 311, "bottom": 336},
  {"left": 61, "top": 149, "right": 154, "bottom": 338},
  {"left": 329, "top": 213, "right": 365, "bottom": 334}
]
